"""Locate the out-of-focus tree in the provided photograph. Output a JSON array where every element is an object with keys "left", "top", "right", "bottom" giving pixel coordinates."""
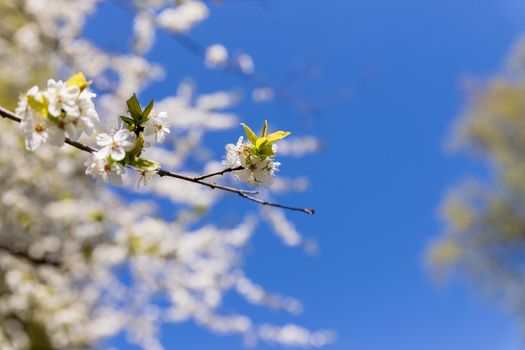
[
  {"left": 0, "top": 1, "right": 332, "bottom": 349},
  {"left": 428, "top": 38, "right": 525, "bottom": 315}
]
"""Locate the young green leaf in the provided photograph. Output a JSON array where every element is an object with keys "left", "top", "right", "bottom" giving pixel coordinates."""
[
  {"left": 255, "top": 137, "right": 268, "bottom": 150},
  {"left": 260, "top": 120, "right": 268, "bottom": 138},
  {"left": 258, "top": 143, "right": 275, "bottom": 158},
  {"left": 266, "top": 131, "right": 291, "bottom": 143},
  {"left": 131, "top": 157, "right": 161, "bottom": 171},
  {"left": 241, "top": 123, "right": 258, "bottom": 145},
  {"left": 142, "top": 99, "right": 154, "bottom": 122},
  {"left": 120, "top": 116, "right": 135, "bottom": 125},
  {"left": 128, "top": 133, "right": 144, "bottom": 157},
  {"left": 27, "top": 95, "right": 48, "bottom": 117},
  {"left": 127, "top": 94, "right": 143, "bottom": 122}
]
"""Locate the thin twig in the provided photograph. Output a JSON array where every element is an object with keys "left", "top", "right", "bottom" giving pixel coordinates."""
[
  {"left": 0, "top": 106, "right": 314, "bottom": 214},
  {"left": 0, "top": 108, "right": 98, "bottom": 153},
  {"left": 156, "top": 169, "right": 258, "bottom": 195},
  {"left": 193, "top": 166, "right": 244, "bottom": 181}
]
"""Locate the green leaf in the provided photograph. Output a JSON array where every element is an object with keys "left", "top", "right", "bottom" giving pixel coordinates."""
[
  {"left": 131, "top": 157, "right": 161, "bottom": 171},
  {"left": 258, "top": 143, "right": 275, "bottom": 158},
  {"left": 266, "top": 131, "right": 291, "bottom": 143},
  {"left": 260, "top": 120, "right": 268, "bottom": 138},
  {"left": 255, "top": 137, "right": 268, "bottom": 150},
  {"left": 241, "top": 123, "right": 258, "bottom": 145},
  {"left": 128, "top": 133, "right": 144, "bottom": 157},
  {"left": 27, "top": 95, "right": 48, "bottom": 117},
  {"left": 127, "top": 94, "right": 143, "bottom": 122},
  {"left": 142, "top": 99, "right": 154, "bottom": 122},
  {"left": 27, "top": 95, "right": 43, "bottom": 111},
  {"left": 120, "top": 116, "right": 135, "bottom": 125}
]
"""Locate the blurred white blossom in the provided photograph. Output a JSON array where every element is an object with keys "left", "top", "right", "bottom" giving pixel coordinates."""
[
  {"left": 0, "top": 0, "right": 330, "bottom": 349},
  {"left": 252, "top": 87, "right": 275, "bottom": 102},
  {"left": 156, "top": 1, "right": 209, "bottom": 33},
  {"left": 205, "top": 44, "right": 229, "bottom": 68}
]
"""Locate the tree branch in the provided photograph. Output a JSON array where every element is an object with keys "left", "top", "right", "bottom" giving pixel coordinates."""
[
  {"left": 0, "top": 106, "right": 314, "bottom": 214},
  {"left": 0, "top": 245, "right": 61, "bottom": 267}
]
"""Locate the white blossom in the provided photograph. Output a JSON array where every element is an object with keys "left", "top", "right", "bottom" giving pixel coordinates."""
[
  {"left": 95, "top": 129, "right": 137, "bottom": 161},
  {"left": 236, "top": 53, "right": 254, "bottom": 74},
  {"left": 20, "top": 116, "right": 65, "bottom": 151},
  {"left": 205, "top": 44, "right": 229, "bottom": 68},
  {"left": 15, "top": 86, "right": 40, "bottom": 120},
  {"left": 224, "top": 137, "right": 280, "bottom": 186},
  {"left": 252, "top": 87, "right": 275, "bottom": 102},
  {"left": 144, "top": 111, "right": 170, "bottom": 144},
  {"left": 134, "top": 11, "right": 156, "bottom": 54},
  {"left": 237, "top": 158, "right": 280, "bottom": 186},
  {"left": 44, "top": 79, "right": 81, "bottom": 117},
  {"left": 85, "top": 155, "right": 126, "bottom": 185},
  {"left": 62, "top": 89, "right": 99, "bottom": 140},
  {"left": 156, "top": 1, "right": 209, "bottom": 33}
]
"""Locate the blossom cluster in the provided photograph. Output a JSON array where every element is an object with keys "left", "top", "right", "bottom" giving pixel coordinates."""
[
  {"left": 225, "top": 121, "right": 290, "bottom": 186},
  {"left": 84, "top": 99, "right": 170, "bottom": 186},
  {"left": 15, "top": 73, "right": 98, "bottom": 151},
  {"left": 15, "top": 74, "right": 170, "bottom": 186},
  {"left": 14, "top": 73, "right": 292, "bottom": 188}
]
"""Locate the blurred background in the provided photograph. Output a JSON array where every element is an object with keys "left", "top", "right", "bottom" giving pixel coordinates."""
[{"left": 4, "top": 0, "right": 525, "bottom": 349}]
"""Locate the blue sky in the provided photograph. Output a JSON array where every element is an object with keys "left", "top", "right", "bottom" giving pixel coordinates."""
[{"left": 86, "top": 1, "right": 525, "bottom": 349}]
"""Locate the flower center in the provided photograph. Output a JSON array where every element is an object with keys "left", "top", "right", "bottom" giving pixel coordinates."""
[{"left": 34, "top": 123, "right": 45, "bottom": 133}]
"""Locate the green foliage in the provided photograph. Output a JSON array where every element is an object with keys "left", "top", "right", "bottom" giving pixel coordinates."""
[
  {"left": 120, "top": 116, "right": 135, "bottom": 126},
  {"left": 122, "top": 94, "right": 157, "bottom": 160},
  {"left": 129, "top": 157, "right": 161, "bottom": 172},
  {"left": 126, "top": 94, "right": 154, "bottom": 125},
  {"left": 27, "top": 95, "right": 48, "bottom": 117},
  {"left": 241, "top": 121, "right": 291, "bottom": 159},
  {"left": 126, "top": 94, "right": 143, "bottom": 122}
]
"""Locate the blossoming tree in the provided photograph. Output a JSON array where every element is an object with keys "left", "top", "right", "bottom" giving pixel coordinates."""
[
  {"left": 428, "top": 38, "right": 525, "bottom": 324},
  {"left": 0, "top": 0, "right": 331, "bottom": 349}
]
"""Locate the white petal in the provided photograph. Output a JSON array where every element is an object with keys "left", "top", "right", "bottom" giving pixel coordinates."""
[
  {"left": 117, "top": 131, "right": 136, "bottom": 150},
  {"left": 96, "top": 133, "right": 112, "bottom": 147},
  {"left": 25, "top": 132, "right": 42, "bottom": 151},
  {"left": 47, "top": 103, "right": 62, "bottom": 117},
  {"left": 95, "top": 147, "right": 111, "bottom": 160},
  {"left": 65, "top": 85, "right": 80, "bottom": 98},
  {"left": 110, "top": 147, "right": 126, "bottom": 161},
  {"left": 46, "top": 79, "right": 58, "bottom": 89}
]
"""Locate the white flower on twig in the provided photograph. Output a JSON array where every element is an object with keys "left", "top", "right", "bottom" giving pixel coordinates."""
[
  {"left": 95, "top": 129, "right": 136, "bottom": 161},
  {"left": 144, "top": 111, "right": 170, "bottom": 144},
  {"left": 21, "top": 117, "right": 65, "bottom": 151},
  {"left": 44, "top": 79, "right": 80, "bottom": 117},
  {"left": 85, "top": 156, "right": 126, "bottom": 185}
]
